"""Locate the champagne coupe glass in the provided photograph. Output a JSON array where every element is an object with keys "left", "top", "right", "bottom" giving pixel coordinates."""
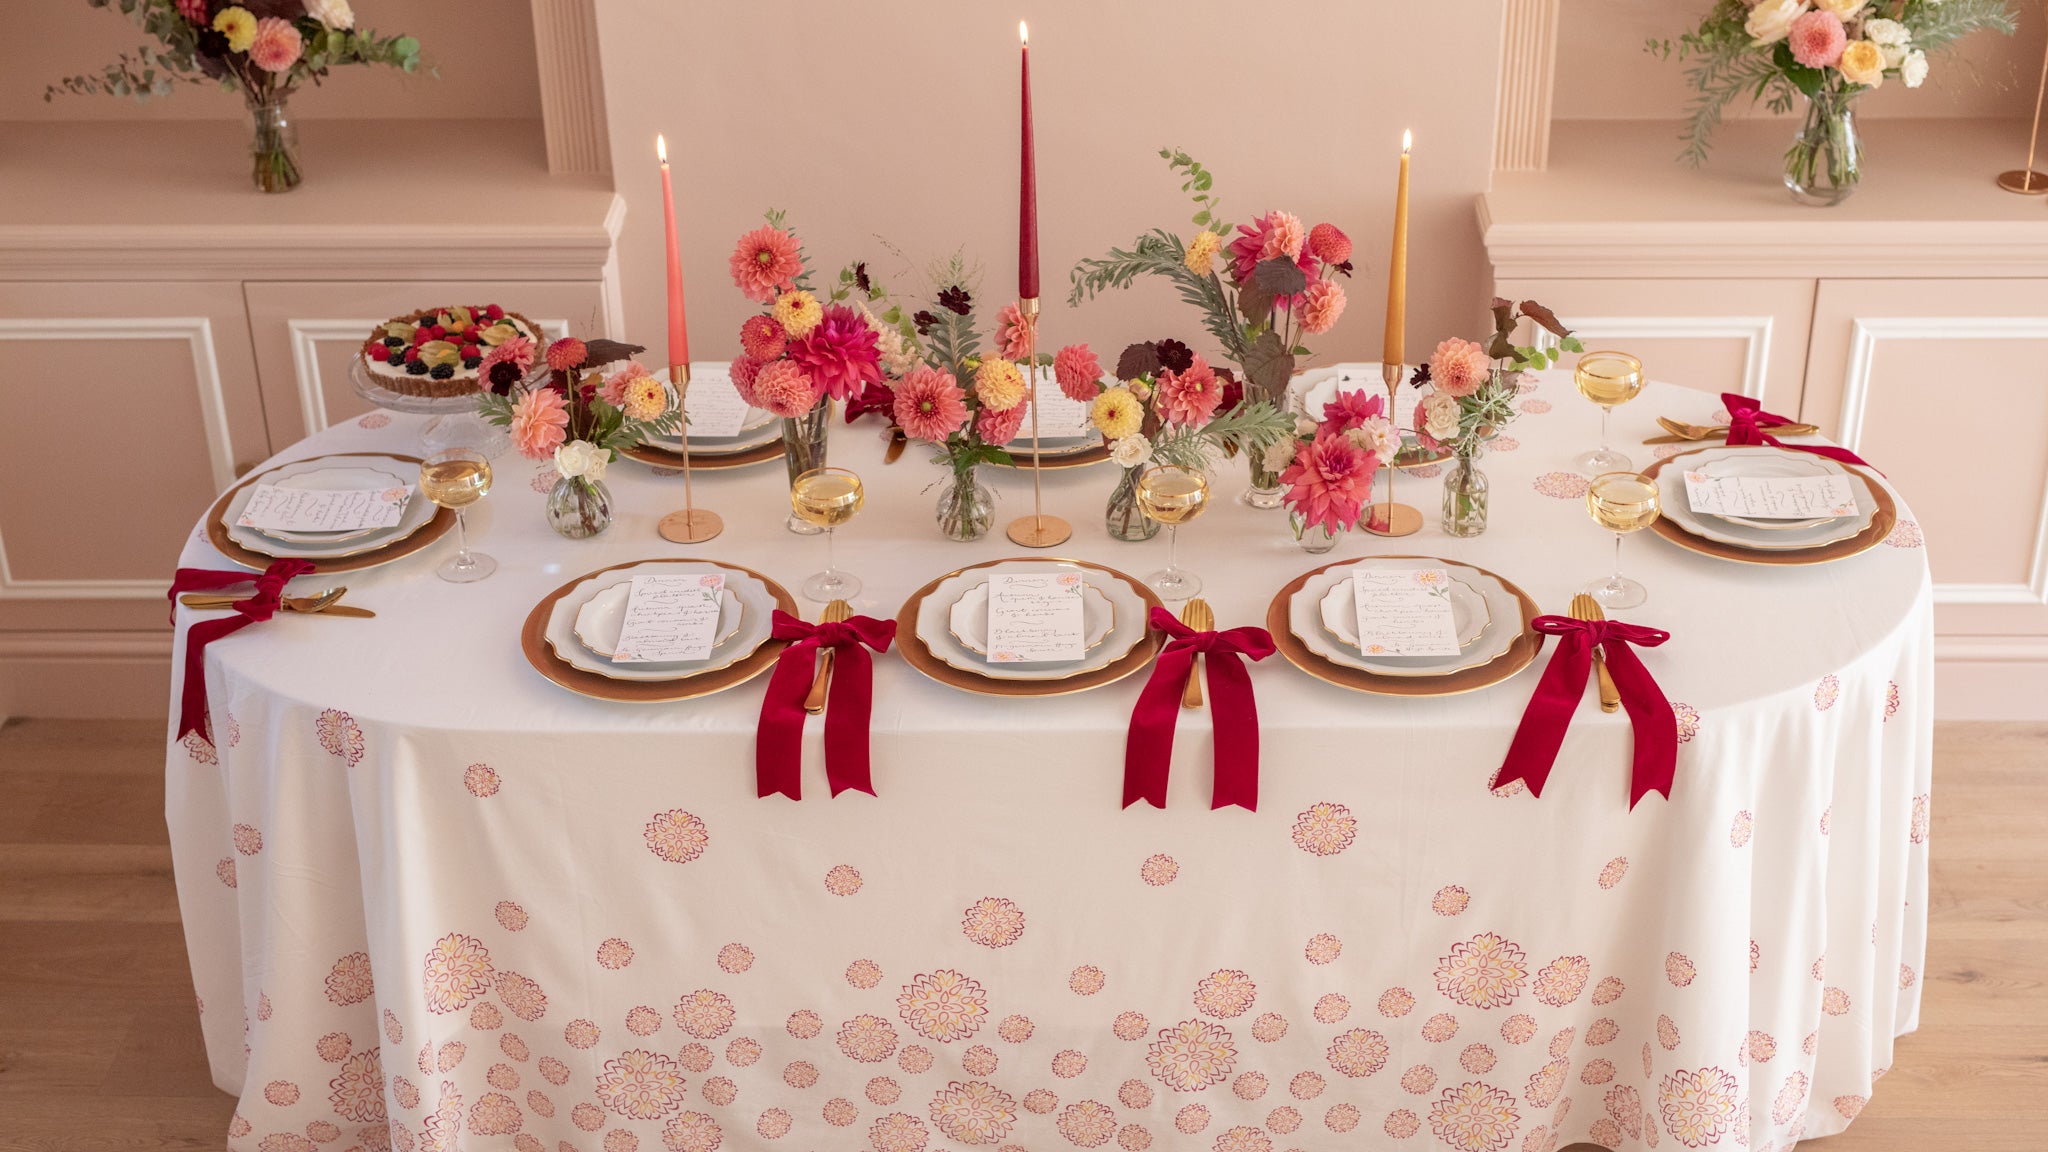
[
  {"left": 420, "top": 447, "right": 496, "bottom": 583},
  {"left": 790, "top": 466, "right": 865, "bottom": 602},
  {"left": 1584, "top": 471, "right": 1660, "bottom": 610},
  {"left": 1135, "top": 464, "right": 1211, "bottom": 600},
  {"left": 1574, "top": 351, "right": 1645, "bottom": 474}
]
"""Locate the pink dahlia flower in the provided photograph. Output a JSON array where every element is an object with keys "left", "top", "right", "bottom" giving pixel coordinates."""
[
  {"left": 752, "top": 360, "right": 820, "bottom": 418},
  {"left": 598, "top": 361, "right": 651, "bottom": 406},
  {"left": 1428, "top": 337, "right": 1493, "bottom": 398},
  {"left": 977, "top": 399, "right": 1028, "bottom": 446},
  {"left": 730, "top": 355, "right": 765, "bottom": 406},
  {"left": 1280, "top": 430, "right": 1378, "bottom": 536},
  {"left": 1228, "top": 210, "right": 1313, "bottom": 283},
  {"left": 739, "top": 314, "right": 786, "bottom": 361},
  {"left": 996, "top": 302, "right": 1036, "bottom": 360},
  {"left": 1053, "top": 343, "right": 1103, "bottom": 403},
  {"left": 248, "top": 17, "right": 303, "bottom": 73},
  {"left": 545, "top": 337, "right": 588, "bottom": 373},
  {"left": 1319, "top": 387, "right": 1384, "bottom": 433},
  {"left": 1295, "top": 279, "right": 1347, "bottom": 335},
  {"left": 893, "top": 366, "right": 969, "bottom": 442},
  {"left": 176, "top": 0, "right": 208, "bottom": 22},
  {"left": 1307, "top": 223, "right": 1352, "bottom": 265},
  {"left": 1154, "top": 354, "right": 1224, "bottom": 426},
  {"left": 1789, "top": 10, "right": 1847, "bottom": 68},
  {"left": 787, "top": 304, "right": 882, "bottom": 402},
  {"left": 729, "top": 226, "right": 804, "bottom": 304},
  {"left": 477, "top": 336, "right": 535, "bottom": 394},
  {"left": 509, "top": 388, "right": 569, "bottom": 460}
]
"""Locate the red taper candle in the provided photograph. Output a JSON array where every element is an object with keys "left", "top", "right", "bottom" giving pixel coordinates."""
[
  {"left": 657, "top": 134, "right": 689, "bottom": 367},
  {"left": 1018, "top": 21, "right": 1039, "bottom": 301}
]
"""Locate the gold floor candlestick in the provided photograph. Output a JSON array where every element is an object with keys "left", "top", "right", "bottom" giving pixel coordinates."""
[
  {"left": 1362, "top": 361, "right": 1422, "bottom": 537},
  {"left": 1005, "top": 297, "right": 1072, "bottom": 548},
  {"left": 2000, "top": 18, "right": 2048, "bottom": 195},
  {"left": 656, "top": 362, "right": 724, "bottom": 544}
]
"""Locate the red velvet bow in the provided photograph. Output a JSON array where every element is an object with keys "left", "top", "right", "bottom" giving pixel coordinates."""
[
  {"left": 1721, "top": 392, "right": 1870, "bottom": 469},
  {"left": 1494, "top": 615, "right": 1677, "bottom": 809},
  {"left": 1124, "top": 605, "right": 1275, "bottom": 811},
  {"left": 756, "top": 609, "right": 896, "bottom": 801},
  {"left": 168, "top": 559, "right": 317, "bottom": 743},
  {"left": 844, "top": 380, "right": 897, "bottom": 425}
]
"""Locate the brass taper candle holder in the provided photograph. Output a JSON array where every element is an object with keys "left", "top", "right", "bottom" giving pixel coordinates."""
[
  {"left": 1004, "top": 297, "right": 1072, "bottom": 548},
  {"left": 656, "top": 362, "right": 725, "bottom": 544}
]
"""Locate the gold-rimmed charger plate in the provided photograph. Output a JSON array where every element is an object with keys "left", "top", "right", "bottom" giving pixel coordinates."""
[
  {"left": 521, "top": 559, "right": 797, "bottom": 703},
  {"left": 1268, "top": 556, "right": 1542, "bottom": 696},
  {"left": 203, "top": 453, "right": 453, "bottom": 574},
  {"left": 995, "top": 440, "right": 1112, "bottom": 470},
  {"left": 1642, "top": 448, "right": 1896, "bottom": 566},
  {"left": 896, "top": 557, "right": 1164, "bottom": 697},
  {"left": 622, "top": 438, "right": 785, "bottom": 471}
]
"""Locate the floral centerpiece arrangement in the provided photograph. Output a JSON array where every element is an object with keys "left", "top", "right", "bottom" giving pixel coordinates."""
[
  {"left": 49, "top": 0, "right": 424, "bottom": 193},
  {"left": 1055, "top": 339, "right": 1294, "bottom": 541},
  {"left": 1410, "top": 299, "right": 1579, "bottom": 537},
  {"left": 477, "top": 335, "right": 681, "bottom": 539},
  {"left": 1266, "top": 387, "right": 1398, "bottom": 552},
  {"left": 1069, "top": 149, "right": 1354, "bottom": 504},
  {"left": 1654, "top": 0, "right": 2014, "bottom": 203}
]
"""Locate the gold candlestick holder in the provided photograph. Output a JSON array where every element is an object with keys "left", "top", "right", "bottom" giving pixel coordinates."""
[
  {"left": 1999, "top": 20, "right": 2048, "bottom": 194},
  {"left": 1004, "top": 297, "right": 1072, "bottom": 548},
  {"left": 656, "top": 362, "right": 725, "bottom": 544},
  {"left": 1361, "top": 360, "right": 1422, "bottom": 537}
]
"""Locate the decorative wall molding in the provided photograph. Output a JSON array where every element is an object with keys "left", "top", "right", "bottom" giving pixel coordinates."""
[
  {"left": 1533, "top": 315, "right": 1772, "bottom": 398},
  {"left": 0, "top": 223, "right": 620, "bottom": 282},
  {"left": 530, "top": 0, "right": 612, "bottom": 177},
  {"left": 1839, "top": 315, "right": 2048, "bottom": 607},
  {"left": 291, "top": 317, "right": 574, "bottom": 438},
  {"left": 601, "top": 194, "right": 628, "bottom": 341},
  {"left": 1495, "top": 0, "right": 1560, "bottom": 172},
  {"left": 0, "top": 317, "right": 230, "bottom": 600}
]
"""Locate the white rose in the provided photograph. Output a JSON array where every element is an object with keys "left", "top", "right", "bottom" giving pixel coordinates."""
[
  {"left": 305, "top": 0, "right": 355, "bottom": 30},
  {"left": 554, "top": 439, "right": 607, "bottom": 481},
  {"left": 1901, "top": 48, "right": 1929, "bottom": 88},
  {"left": 1422, "top": 392, "right": 1462, "bottom": 442},
  {"left": 1262, "top": 438, "right": 1299, "bottom": 474},
  {"left": 1862, "top": 17, "right": 1909, "bottom": 66},
  {"left": 1110, "top": 435, "right": 1154, "bottom": 469},
  {"left": 1745, "top": 0, "right": 1807, "bottom": 45}
]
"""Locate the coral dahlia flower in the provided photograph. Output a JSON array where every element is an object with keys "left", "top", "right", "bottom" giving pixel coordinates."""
[
  {"left": 1319, "top": 387, "right": 1384, "bottom": 433},
  {"left": 752, "top": 360, "right": 820, "bottom": 419},
  {"left": 1428, "top": 337, "right": 1493, "bottom": 399},
  {"left": 1053, "top": 343, "right": 1103, "bottom": 403},
  {"left": 509, "top": 387, "right": 569, "bottom": 460},
  {"left": 996, "top": 302, "right": 1035, "bottom": 360},
  {"left": 1154, "top": 355, "right": 1223, "bottom": 426},
  {"left": 1307, "top": 223, "right": 1352, "bottom": 266},
  {"left": 739, "top": 314, "right": 786, "bottom": 361},
  {"left": 1281, "top": 430, "right": 1377, "bottom": 536},
  {"left": 730, "top": 226, "right": 804, "bottom": 304},
  {"left": 893, "top": 366, "right": 969, "bottom": 442},
  {"left": 1295, "top": 279, "right": 1347, "bottom": 335}
]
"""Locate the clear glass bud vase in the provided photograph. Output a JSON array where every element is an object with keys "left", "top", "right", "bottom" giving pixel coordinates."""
[
  {"left": 935, "top": 466, "right": 996, "bottom": 541},
  {"left": 546, "top": 475, "right": 613, "bottom": 539},
  {"left": 1440, "top": 448, "right": 1489, "bottom": 538},
  {"left": 1784, "top": 92, "right": 1860, "bottom": 207},
  {"left": 1105, "top": 467, "right": 1162, "bottom": 541},
  {"left": 246, "top": 94, "right": 303, "bottom": 194},
  {"left": 782, "top": 404, "right": 831, "bottom": 535}
]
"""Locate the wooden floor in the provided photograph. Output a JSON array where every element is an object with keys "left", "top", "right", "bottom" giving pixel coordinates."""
[{"left": 0, "top": 719, "right": 2040, "bottom": 1151}]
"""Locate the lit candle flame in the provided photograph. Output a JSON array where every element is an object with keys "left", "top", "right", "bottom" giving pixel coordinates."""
[
  {"left": 1402, "top": 129, "right": 1413, "bottom": 154},
  {"left": 1019, "top": 20, "right": 1028, "bottom": 44},
  {"left": 657, "top": 134, "right": 668, "bottom": 164}
]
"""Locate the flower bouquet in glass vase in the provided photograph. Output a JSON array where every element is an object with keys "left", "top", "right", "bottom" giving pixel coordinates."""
[
  {"left": 1411, "top": 300, "right": 1579, "bottom": 538},
  {"left": 1267, "top": 388, "right": 1400, "bottom": 554},
  {"left": 476, "top": 336, "right": 683, "bottom": 540},
  {"left": 1070, "top": 149, "right": 1354, "bottom": 505},
  {"left": 1656, "top": 0, "right": 2014, "bottom": 205},
  {"left": 48, "top": 1, "right": 424, "bottom": 193}
]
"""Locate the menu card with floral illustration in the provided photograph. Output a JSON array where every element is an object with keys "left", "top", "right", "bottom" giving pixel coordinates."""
[
  {"left": 611, "top": 573, "right": 726, "bottom": 663},
  {"left": 986, "top": 571, "right": 1087, "bottom": 663},
  {"left": 237, "top": 484, "right": 409, "bottom": 533},
  {"left": 681, "top": 364, "right": 751, "bottom": 438},
  {"left": 1684, "top": 471, "right": 1858, "bottom": 519},
  {"left": 1352, "top": 567, "right": 1461, "bottom": 657},
  {"left": 1031, "top": 376, "right": 1097, "bottom": 439}
]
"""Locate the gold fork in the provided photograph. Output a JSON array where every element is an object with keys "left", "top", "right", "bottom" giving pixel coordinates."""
[
  {"left": 1653, "top": 415, "right": 1818, "bottom": 442},
  {"left": 1180, "top": 599, "right": 1214, "bottom": 709},
  {"left": 181, "top": 587, "right": 349, "bottom": 614},
  {"left": 1570, "top": 593, "right": 1621, "bottom": 714},
  {"left": 804, "top": 599, "right": 852, "bottom": 714}
]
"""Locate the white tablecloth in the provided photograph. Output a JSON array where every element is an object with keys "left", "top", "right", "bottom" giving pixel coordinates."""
[{"left": 167, "top": 373, "right": 1932, "bottom": 1152}]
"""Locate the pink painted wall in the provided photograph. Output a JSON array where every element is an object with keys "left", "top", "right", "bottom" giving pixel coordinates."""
[
  {"left": 595, "top": 0, "right": 1505, "bottom": 376},
  {"left": 9, "top": 0, "right": 541, "bottom": 121}
]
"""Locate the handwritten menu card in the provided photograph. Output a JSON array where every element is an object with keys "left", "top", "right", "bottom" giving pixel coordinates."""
[
  {"left": 986, "top": 571, "right": 1087, "bottom": 663},
  {"left": 1683, "top": 470, "right": 1858, "bottom": 520},
  {"left": 611, "top": 573, "right": 726, "bottom": 663},
  {"left": 1352, "top": 567, "right": 1461, "bottom": 657},
  {"left": 1031, "top": 376, "right": 1097, "bottom": 440},
  {"left": 681, "top": 364, "right": 752, "bottom": 438},
  {"left": 238, "top": 484, "right": 409, "bottom": 533},
  {"left": 1331, "top": 363, "right": 1381, "bottom": 392}
]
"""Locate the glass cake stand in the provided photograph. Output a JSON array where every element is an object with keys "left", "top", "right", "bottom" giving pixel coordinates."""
[{"left": 349, "top": 357, "right": 510, "bottom": 459}]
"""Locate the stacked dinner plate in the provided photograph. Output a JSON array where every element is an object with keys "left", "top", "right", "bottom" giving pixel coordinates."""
[
  {"left": 1285, "top": 556, "right": 1525, "bottom": 682},
  {"left": 540, "top": 561, "right": 778, "bottom": 690},
  {"left": 1289, "top": 363, "right": 1448, "bottom": 468},
  {"left": 645, "top": 365, "right": 782, "bottom": 459},
  {"left": 1646, "top": 445, "right": 1893, "bottom": 565},
  {"left": 897, "top": 559, "right": 1162, "bottom": 696},
  {"left": 211, "top": 454, "right": 447, "bottom": 572}
]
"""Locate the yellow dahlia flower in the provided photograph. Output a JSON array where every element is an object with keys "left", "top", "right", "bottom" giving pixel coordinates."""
[
  {"left": 1184, "top": 230, "right": 1222, "bottom": 277},
  {"left": 623, "top": 376, "right": 668, "bottom": 421},
  {"left": 973, "top": 357, "right": 1027, "bottom": 412},
  {"left": 772, "top": 290, "right": 823, "bottom": 339},
  {"left": 1091, "top": 386, "right": 1143, "bottom": 440},
  {"left": 214, "top": 6, "right": 258, "bottom": 52}
]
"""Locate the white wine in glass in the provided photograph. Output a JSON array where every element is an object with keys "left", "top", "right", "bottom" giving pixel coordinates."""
[
  {"left": 1585, "top": 471, "right": 1660, "bottom": 609},
  {"left": 420, "top": 448, "right": 496, "bottom": 583},
  {"left": 1574, "top": 351, "right": 1645, "bottom": 474},
  {"left": 791, "top": 467, "right": 864, "bottom": 602},
  {"left": 1135, "top": 465, "right": 1210, "bottom": 600}
]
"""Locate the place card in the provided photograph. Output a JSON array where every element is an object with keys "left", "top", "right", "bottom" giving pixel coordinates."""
[
  {"left": 1030, "top": 375, "right": 1097, "bottom": 440},
  {"left": 237, "top": 484, "right": 409, "bottom": 533},
  {"left": 1683, "top": 470, "right": 1858, "bottom": 520},
  {"left": 986, "top": 570, "right": 1087, "bottom": 663},
  {"left": 611, "top": 573, "right": 726, "bottom": 663},
  {"left": 681, "top": 363, "right": 752, "bottom": 438},
  {"left": 1331, "top": 363, "right": 1382, "bottom": 392},
  {"left": 1352, "top": 567, "right": 1461, "bottom": 657}
]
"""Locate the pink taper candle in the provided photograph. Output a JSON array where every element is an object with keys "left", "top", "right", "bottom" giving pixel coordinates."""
[
  {"left": 657, "top": 134, "right": 689, "bottom": 367},
  {"left": 1018, "top": 21, "right": 1039, "bottom": 301}
]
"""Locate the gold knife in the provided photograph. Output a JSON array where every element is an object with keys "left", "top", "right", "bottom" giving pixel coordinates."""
[
  {"left": 1180, "top": 599, "right": 1214, "bottom": 709},
  {"left": 883, "top": 429, "right": 907, "bottom": 464},
  {"left": 804, "top": 599, "right": 851, "bottom": 714},
  {"left": 1570, "top": 593, "right": 1620, "bottom": 713}
]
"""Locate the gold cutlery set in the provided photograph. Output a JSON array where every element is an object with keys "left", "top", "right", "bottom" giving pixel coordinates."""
[{"left": 180, "top": 587, "right": 375, "bottom": 618}]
